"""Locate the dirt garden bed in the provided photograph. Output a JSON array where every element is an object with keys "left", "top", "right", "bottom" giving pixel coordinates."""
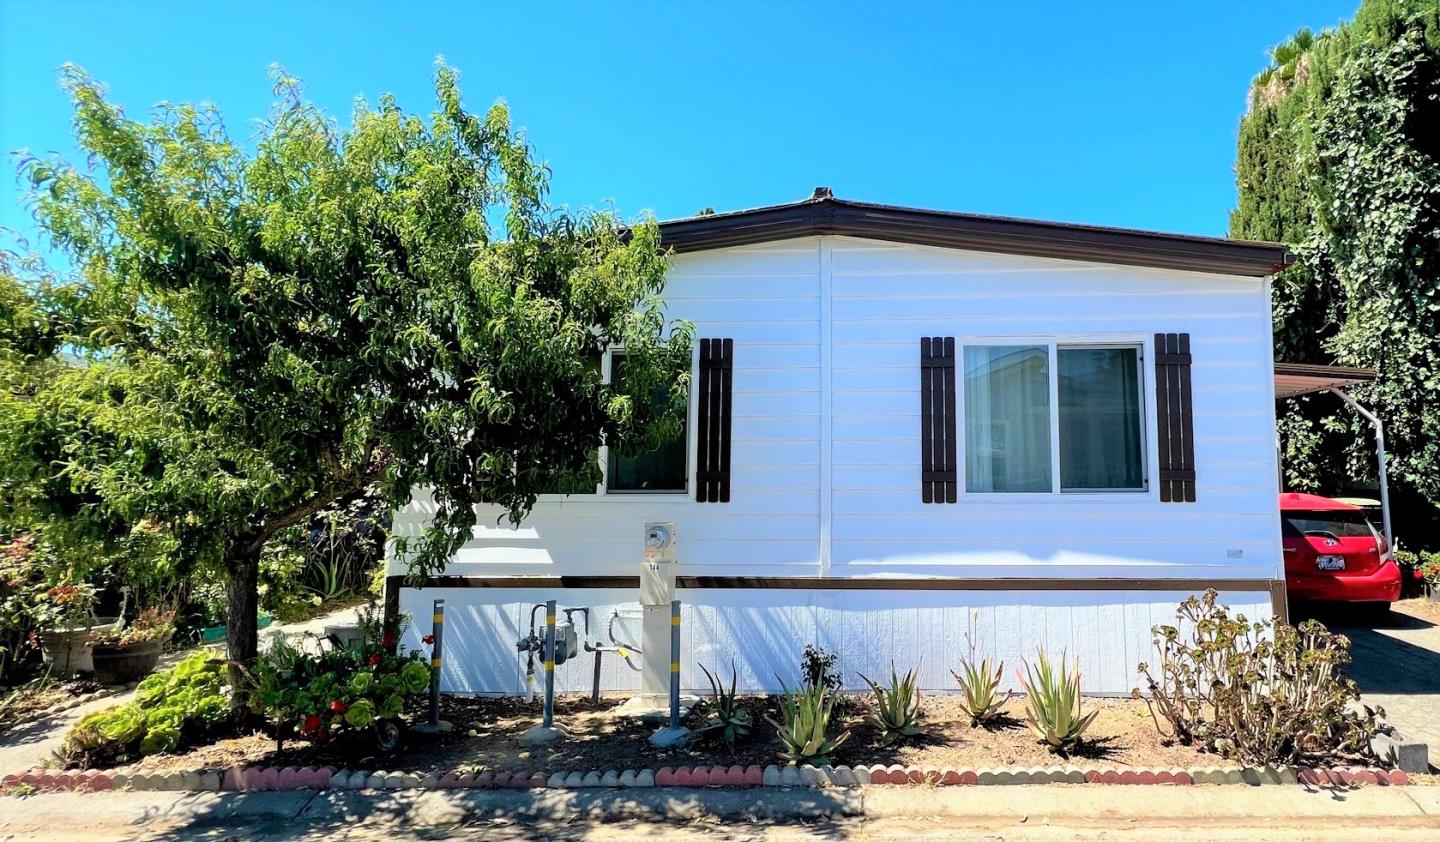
[
  {"left": 122, "top": 693, "right": 1215, "bottom": 776},
  {"left": 1, "top": 679, "right": 106, "bottom": 734}
]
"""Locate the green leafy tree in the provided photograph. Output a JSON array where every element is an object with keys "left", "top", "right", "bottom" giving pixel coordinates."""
[
  {"left": 1, "top": 63, "right": 691, "bottom": 660},
  {"left": 1231, "top": 1, "right": 1440, "bottom": 529}
]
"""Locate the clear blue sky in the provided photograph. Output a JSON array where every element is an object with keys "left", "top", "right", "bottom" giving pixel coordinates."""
[{"left": 1, "top": 0, "right": 1359, "bottom": 246}]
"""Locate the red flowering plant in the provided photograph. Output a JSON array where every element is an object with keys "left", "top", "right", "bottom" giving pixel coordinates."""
[{"left": 247, "top": 606, "right": 429, "bottom": 750}]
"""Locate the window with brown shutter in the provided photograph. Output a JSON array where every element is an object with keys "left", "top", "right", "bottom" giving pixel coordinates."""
[
  {"left": 1153, "top": 332, "right": 1196, "bottom": 502},
  {"left": 696, "top": 338, "right": 733, "bottom": 502},
  {"left": 921, "top": 337, "right": 958, "bottom": 503}
]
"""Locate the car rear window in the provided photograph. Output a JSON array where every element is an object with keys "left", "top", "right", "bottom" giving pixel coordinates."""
[{"left": 1281, "top": 509, "right": 1377, "bottom": 539}]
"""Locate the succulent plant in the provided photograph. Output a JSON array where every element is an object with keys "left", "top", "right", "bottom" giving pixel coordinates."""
[
  {"left": 1018, "top": 649, "right": 1098, "bottom": 754},
  {"left": 696, "top": 661, "right": 751, "bottom": 750},
  {"left": 858, "top": 661, "right": 924, "bottom": 744},
  {"left": 951, "top": 655, "right": 1010, "bottom": 726},
  {"left": 766, "top": 678, "right": 849, "bottom": 767}
]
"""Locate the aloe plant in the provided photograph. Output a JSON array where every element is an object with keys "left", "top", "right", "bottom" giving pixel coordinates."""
[
  {"left": 1018, "top": 649, "right": 1098, "bottom": 754},
  {"left": 951, "top": 654, "right": 1010, "bottom": 726},
  {"left": 696, "top": 661, "right": 751, "bottom": 749},
  {"left": 766, "top": 678, "right": 849, "bottom": 767},
  {"left": 858, "top": 661, "right": 924, "bottom": 744}
]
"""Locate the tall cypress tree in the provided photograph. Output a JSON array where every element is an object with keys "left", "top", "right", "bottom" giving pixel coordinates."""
[{"left": 1232, "top": 1, "right": 1440, "bottom": 537}]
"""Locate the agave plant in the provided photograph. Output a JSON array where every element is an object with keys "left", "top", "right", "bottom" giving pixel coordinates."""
[
  {"left": 951, "top": 654, "right": 1010, "bottom": 726},
  {"left": 858, "top": 661, "right": 924, "bottom": 744},
  {"left": 766, "top": 678, "right": 849, "bottom": 767},
  {"left": 696, "top": 661, "right": 751, "bottom": 750},
  {"left": 1018, "top": 649, "right": 1098, "bottom": 754}
]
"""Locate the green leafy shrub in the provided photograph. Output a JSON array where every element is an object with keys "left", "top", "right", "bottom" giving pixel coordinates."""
[
  {"left": 249, "top": 625, "right": 430, "bottom": 747},
  {"left": 1134, "top": 589, "right": 1380, "bottom": 765},
  {"left": 766, "top": 679, "right": 849, "bottom": 767},
  {"left": 0, "top": 535, "right": 49, "bottom": 683},
  {"left": 1400, "top": 548, "right": 1440, "bottom": 590},
  {"left": 696, "top": 661, "right": 750, "bottom": 750},
  {"left": 799, "top": 644, "right": 843, "bottom": 695},
  {"left": 1018, "top": 649, "right": 1097, "bottom": 754},
  {"left": 859, "top": 662, "right": 924, "bottom": 744},
  {"left": 57, "top": 652, "right": 232, "bottom": 767}
]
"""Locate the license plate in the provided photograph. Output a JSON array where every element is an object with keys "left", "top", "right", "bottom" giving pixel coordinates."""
[{"left": 1316, "top": 555, "right": 1346, "bottom": 571}]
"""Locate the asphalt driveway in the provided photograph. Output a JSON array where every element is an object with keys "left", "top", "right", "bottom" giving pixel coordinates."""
[{"left": 1304, "top": 599, "right": 1440, "bottom": 769}]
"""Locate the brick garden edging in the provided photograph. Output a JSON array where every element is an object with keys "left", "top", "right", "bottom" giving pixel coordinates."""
[{"left": 1, "top": 762, "right": 1410, "bottom": 793}]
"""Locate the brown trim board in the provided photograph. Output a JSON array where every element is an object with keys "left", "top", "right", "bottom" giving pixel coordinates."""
[
  {"left": 384, "top": 574, "right": 1288, "bottom": 630},
  {"left": 656, "top": 193, "right": 1290, "bottom": 277}
]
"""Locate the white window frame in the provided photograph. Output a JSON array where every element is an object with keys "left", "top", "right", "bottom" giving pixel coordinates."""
[
  {"left": 958, "top": 335, "right": 1153, "bottom": 500},
  {"left": 600, "top": 346, "right": 692, "bottom": 496}
]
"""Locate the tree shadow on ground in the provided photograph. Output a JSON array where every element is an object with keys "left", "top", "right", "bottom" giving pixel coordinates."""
[{"left": 125, "top": 790, "right": 860, "bottom": 842}]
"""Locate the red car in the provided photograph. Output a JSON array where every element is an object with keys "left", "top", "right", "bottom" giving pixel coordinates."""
[{"left": 1280, "top": 492, "right": 1399, "bottom": 609}]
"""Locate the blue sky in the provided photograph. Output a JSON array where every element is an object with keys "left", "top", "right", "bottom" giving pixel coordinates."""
[{"left": 1, "top": 0, "right": 1359, "bottom": 247}]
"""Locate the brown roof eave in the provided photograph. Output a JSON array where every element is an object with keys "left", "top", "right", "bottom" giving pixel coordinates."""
[{"left": 657, "top": 196, "right": 1291, "bottom": 277}]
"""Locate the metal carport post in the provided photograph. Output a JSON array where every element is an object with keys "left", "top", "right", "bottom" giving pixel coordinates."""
[
  {"left": 1271, "top": 362, "right": 1389, "bottom": 546},
  {"left": 1328, "top": 388, "right": 1392, "bottom": 548}
]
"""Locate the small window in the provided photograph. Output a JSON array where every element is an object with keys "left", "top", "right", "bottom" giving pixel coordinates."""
[
  {"left": 1058, "top": 347, "right": 1145, "bottom": 491},
  {"left": 606, "top": 353, "right": 688, "bottom": 492},
  {"left": 964, "top": 345, "right": 1052, "bottom": 493}
]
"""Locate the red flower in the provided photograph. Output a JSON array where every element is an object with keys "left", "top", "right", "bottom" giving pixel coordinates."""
[
  {"left": 330, "top": 700, "right": 347, "bottom": 713},
  {"left": 369, "top": 654, "right": 381, "bottom": 666},
  {"left": 381, "top": 633, "right": 396, "bottom": 647},
  {"left": 302, "top": 715, "right": 321, "bottom": 734},
  {"left": 422, "top": 634, "right": 435, "bottom": 645}
]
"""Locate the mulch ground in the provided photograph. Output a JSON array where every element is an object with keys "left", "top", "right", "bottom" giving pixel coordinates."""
[
  {"left": 127, "top": 693, "right": 1215, "bottom": 775},
  {"left": 1394, "top": 597, "right": 1440, "bottom": 622}
]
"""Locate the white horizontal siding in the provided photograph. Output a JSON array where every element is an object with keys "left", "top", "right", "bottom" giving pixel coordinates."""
[
  {"left": 825, "top": 236, "right": 1279, "bottom": 581},
  {"left": 398, "top": 234, "right": 1280, "bottom": 586},
  {"left": 394, "top": 239, "right": 825, "bottom": 578}
]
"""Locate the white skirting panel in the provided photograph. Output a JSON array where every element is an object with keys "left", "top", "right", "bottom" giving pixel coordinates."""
[{"left": 396, "top": 586, "right": 1272, "bottom": 697}]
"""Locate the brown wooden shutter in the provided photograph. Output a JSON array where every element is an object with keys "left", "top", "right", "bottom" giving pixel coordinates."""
[
  {"left": 697, "top": 338, "right": 733, "bottom": 502},
  {"left": 1154, "top": 332, "right": 1196, "bottom": 502},
  {"left": 921, "top": 337, "right": 958, "bottom": 503}
]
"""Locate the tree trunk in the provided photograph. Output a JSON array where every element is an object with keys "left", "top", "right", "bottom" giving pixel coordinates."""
[{"left": 226, "top": 545, "right": 261, "bottom": 663}]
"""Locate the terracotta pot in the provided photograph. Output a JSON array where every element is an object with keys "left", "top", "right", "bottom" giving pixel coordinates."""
[
  {"left": 39, "top": 617, "right": 119, "bottom": 675},
  {"left": 91, "top": 638, "right": 165, "bottom": 684}
]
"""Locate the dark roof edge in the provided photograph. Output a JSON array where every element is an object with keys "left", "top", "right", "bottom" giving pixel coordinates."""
[
  {"left": 658, "top": 196, "right": 1292, "bottom": 277},
  {"left": 1273, "top": 362, "right": 1377, "bottom": 382}
]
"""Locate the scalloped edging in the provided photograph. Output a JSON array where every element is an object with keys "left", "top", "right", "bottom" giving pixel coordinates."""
[{"left": 0, "top": 762, "right": 1410, "bottom": 793}]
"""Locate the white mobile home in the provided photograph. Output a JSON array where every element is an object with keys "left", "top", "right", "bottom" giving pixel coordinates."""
[{"left": 387, "top": 190, "right": 1340, "bottom": 696}]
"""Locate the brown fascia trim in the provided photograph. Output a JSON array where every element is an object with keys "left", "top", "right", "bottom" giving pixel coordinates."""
[
  {"left": 1272, "top": 362, "right": 1377, "bottom": 383},
  {"left": 657, "top": 196, "right": 1292, "bottom": 277}
]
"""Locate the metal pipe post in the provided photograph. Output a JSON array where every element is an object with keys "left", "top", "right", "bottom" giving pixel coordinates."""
[
  {"left": 591, "top": 649, "right": 603, "bottom": 705},
  {"left": 543, "top": 599, "right": 557, "bottom": 729},
  {"left": 668, "top": 599, "right": 680, "bottom": 730},
  {"left": 1330, "top": 388, "right": 1393, "bottom": 547},
  {"left": 428, "top": 599, "right": 445, "bottom": 727}
]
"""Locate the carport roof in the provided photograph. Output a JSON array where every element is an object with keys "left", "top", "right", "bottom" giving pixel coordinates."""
[{"left": 1274, "top": 362, "right": 1376, "bottom": 398}]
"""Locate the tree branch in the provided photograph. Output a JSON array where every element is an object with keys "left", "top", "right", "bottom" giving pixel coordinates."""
[{"left": 240, "top": 471, "right": 380, "bottom": 556}]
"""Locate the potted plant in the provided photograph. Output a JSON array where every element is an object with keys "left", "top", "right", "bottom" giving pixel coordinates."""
[
  {"left": 91, "top": 608, "right": 175, "bottom": 684},
  {"left": 35, "top": 583, "right": 118, "bottom": 675}
]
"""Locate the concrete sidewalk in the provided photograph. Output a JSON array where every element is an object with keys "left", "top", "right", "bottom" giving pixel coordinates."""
[{"left": 2, "top": 784, "right": 1437, "bottom": 841}]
